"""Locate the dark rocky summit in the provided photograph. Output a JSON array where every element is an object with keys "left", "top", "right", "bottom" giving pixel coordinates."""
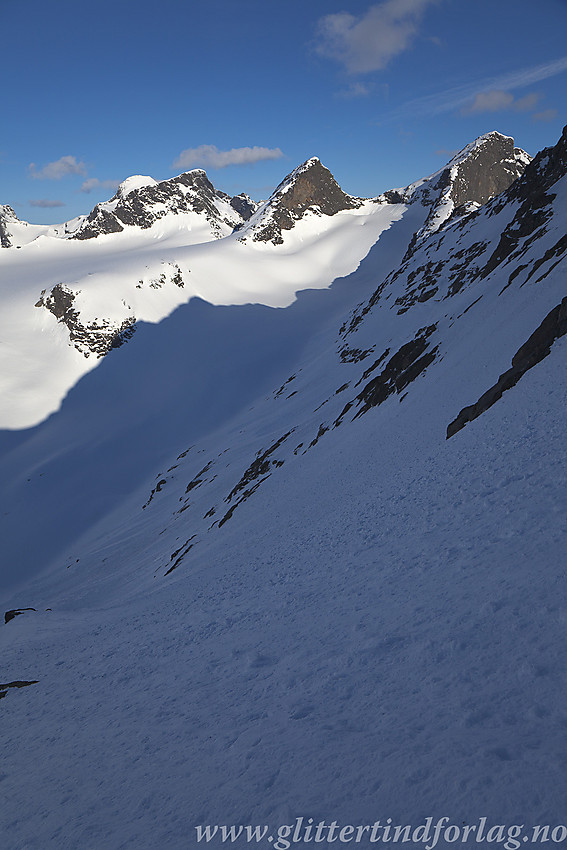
[
  {"left": 247, "top": 158, "right": 362, "bottom": 245},
  {"left": 398, "top": 132, "right": 531, "bottom": 260},
  {"left": 341, "top": 131, "right": 547, "bottom": 332},
  {"left": 449, "top": 133, "right": 528, "bottom": 209}
]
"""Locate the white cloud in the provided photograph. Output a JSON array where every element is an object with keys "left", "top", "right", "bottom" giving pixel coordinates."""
[
  {"left": 461, "top": 90, "right": 541, "bottom": 115},
  {"left": 81, "top": 178, "right": 121, "bottom": 194},
  {"left": 462, "top": 90, "right": 515, "bottom": 114},
  {"left": 532, "top": 108, "right": 558, "bottom": 123},
  {"left": 29, "top": 155, "right": 87, "bottom": 180},
  {"left": 379, "top": 55, "right": 567, "bottom": 122},
  {"left": 173, "top": 145, "right": 284, "bottom": 171},
  {"left": 314, "top": 0, "right": 439, "bottom": 74},
  {"left": 29, "top": 199, "right": 65, "bottom": 208},
  {"left": 336, "top": 81, "right": 373, "bottom": 99},
  {"left": 512, "top": 92, "right": 541, "bottom": 112}
]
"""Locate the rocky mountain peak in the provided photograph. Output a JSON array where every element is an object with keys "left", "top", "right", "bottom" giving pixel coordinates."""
[
  {"left": 398, "top": 130, "right": 532, "bottom": 256},
  {"left": 244, "top": 157, "right": 362, "bottom": 245},
  {"left": 445, "top": 131, "right": 530, "bottom": 208},
  {"left": 70, "top": 169, "right": 252, "bottom": 242}
]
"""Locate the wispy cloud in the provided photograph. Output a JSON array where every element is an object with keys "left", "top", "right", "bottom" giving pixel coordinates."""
[
  {"left": 29, "top": 198, "right": 66, "bottom": 208},
  {"left": 381, "top": 55, "right": 567, "bottom": 122},
  {"left": 81, "top": 177, "right": 121, "bottom": 194},
  {"left": 461, "top": 90, "right": 540, "bottom": 115},
  {"left": 532, "top": 108, "right": 559, "bottom": 123},
  {"left": 314, "top": 0, "right": 440, "bottom": 75},
  {"left": 29, "top": 155, "right": 87, "bottom": 180},
  {"left": 173, "top": 145, "right": 284, "bottom": 171},
  {"left": 336, "top": 81, "right": 373, "bottom": 99}
]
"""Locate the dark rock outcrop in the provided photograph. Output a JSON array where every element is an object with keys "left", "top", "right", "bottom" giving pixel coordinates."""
[
  {"left": 35, "top": 284, "right": 136, "bottom": 358},
  {"left": 0, "top": 680, "right": 39, "bottom": 701},
  {"left": 249, "top": 158, "right": 362, "bottom": 245},
  {"left": 447, "top": 297, "right": 567, "bottom": 438},
  {"left": 4, "top": 607, "right": 36, "bottom": 624},
  {"left": 482, "top": 125, "right": 567, "bottom": 279},
  {"left": 333, "top": 326, "right": 438, "bottom": 427},
  {"left": 229, "top": 193, "right": 256, "bottom": 221}
]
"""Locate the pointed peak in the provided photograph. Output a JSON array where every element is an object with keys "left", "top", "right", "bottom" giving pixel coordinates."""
[
  {"left": 271, "top": 157, "right": 324, "bottom": 196},
  {"left": 174, "top": 168, "right": 208, "bottom": 180},
  {"left": 445, "top": 131, "right": 519, "bottom": 169},
  {"left": 244, "top": 157, "right": 361, "bottom": 245}
]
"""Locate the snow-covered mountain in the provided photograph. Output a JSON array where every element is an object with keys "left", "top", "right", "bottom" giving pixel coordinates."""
[
  {"left": 0, "top": 133, "right": 530, "bottom": 429},
  {"left": 70, "top": 171, "right": 257, "bottom": 241},
  {"left": 0, "top": 128, "right": 565, "bottom": 850}
]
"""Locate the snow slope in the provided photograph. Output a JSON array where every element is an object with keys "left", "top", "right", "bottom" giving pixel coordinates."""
[
  {"left": 0, "top": 129, "right": 564, "bottom": 849},
  {"left": 0, "top": 181, "right": 404, "bottom": 429}
]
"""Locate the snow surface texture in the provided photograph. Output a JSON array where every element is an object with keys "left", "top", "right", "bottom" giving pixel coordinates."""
[{"left": 0, "top": 130, "right": 565, "bottom": 849}]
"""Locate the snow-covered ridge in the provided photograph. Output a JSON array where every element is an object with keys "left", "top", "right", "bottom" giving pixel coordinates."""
[
  {"left": 0, "top": 132, "right": 535, "bottom": 429},
  {"left": 0, "top": 172, "right": 404, "bottom": 428},
  {"left": 69, "top": 169, "right": 254, "bottom": 242}
]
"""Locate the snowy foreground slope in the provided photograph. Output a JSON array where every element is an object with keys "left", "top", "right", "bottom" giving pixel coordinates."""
[{"left": 0, "top": 130, "right": 566, "bottom": 849}]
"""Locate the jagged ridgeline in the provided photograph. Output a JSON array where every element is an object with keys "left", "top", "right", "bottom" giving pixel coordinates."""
[{"left": 0, "top": 131, "right": 531, "bottom": 375}]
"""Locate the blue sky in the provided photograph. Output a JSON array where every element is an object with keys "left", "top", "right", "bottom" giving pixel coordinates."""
[{"left": 2, "top": 0, "right": 566, "bottom": 223}]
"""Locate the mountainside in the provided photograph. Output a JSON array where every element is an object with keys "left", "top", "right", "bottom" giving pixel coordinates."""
[
  {"left": 0, "top": 134, "right": 530, "bottom": 429},
  {"left": 389, "top": 130, "right": 531, "bottom": 255},
  {"left": 0, "top": 128, "right": 565, "bottom": 850}
]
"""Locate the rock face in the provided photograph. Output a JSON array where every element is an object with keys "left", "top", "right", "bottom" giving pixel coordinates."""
[
  {"left": 245, "top": 158, "right": 362, "bottom": 245},
  {"left": 229, "top": 193, "right": 256, "bottom": 221},
  {"left": 447, "top": 296, "right": 567, "bottom": 438},
  {"left": 482, "top": 124, "right": 567, "bottom": 279},
  {"left": 35, "top": 284, "right": 136, "bottom": 358},
  {"left": 448, "top": 132, "right": 529, "bottom": 208},
  {"left": 4, "top": 607, "right": 37, "bottom": 624},
  {"left": 339, "top": 132, "right": 538, "bottom": 326},
  {"left": 0, "top": 205, "right": 18, "bottom": 247},
  {"left": 397, "top": 132, "right": 531, "bottom": 255},
  {"left": 71, "top": 171, "right": 257, "bottom": 241}
]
